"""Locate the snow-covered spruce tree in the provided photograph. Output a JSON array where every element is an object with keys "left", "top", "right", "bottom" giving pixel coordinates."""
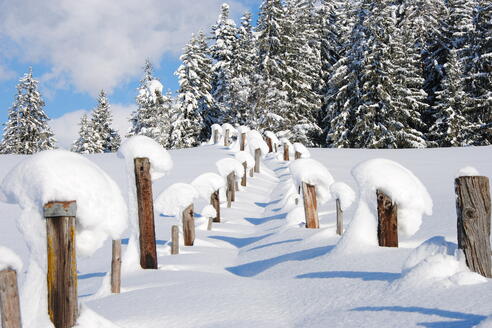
[
  {"left": 210, "top": 3, "right": 238, "bottom": 124},
  {"left": 71, "top": 114, "right": 100, "bottom": 153},
  {"left": 128, "top": 60, "right": 170, "bottom": 147},
  {"left": 91, "top": 90, "right": 121, "bottom": 152},
  {"left": 0, "top": 68, "right": 56, "bottom": 154},
  {"left": 428, "top": 50, "right": 474, "bottom": 146},
  {"left": 228, "top": 11, "right": 259, "bottom": 128},
  {"left": 254, "top": 0, "right": 291, "bottom": 132},
  {"left": 173, "top": 32, "right": 212, "bottom": 146}
]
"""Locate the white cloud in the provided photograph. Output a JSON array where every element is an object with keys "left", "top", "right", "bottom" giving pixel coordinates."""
[
  {"left": 0, "top": 64, "right": 16, "bottom": 82},
  {"left": 50, "top": 103, "right": 134, "bottom": 149},
  {"left": 0, "top": 0, "right": 247, "bottom": 96}
]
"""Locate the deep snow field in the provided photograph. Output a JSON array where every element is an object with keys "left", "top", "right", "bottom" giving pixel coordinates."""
[{"left": 0, "top": 144, "right": 491, "bottom": 327}]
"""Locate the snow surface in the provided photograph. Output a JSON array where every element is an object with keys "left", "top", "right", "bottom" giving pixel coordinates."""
[
  {"left": 0, "top": 245, "right": 22, "bottom": 272},
  {"left": 457, "top": 166, "right": 480, "bottom": 177},
  {"left": 330, "top": 182, "right": 356, "bottom": 211},
  {"left": 200, "top": 204, "right": 217, "bottom": 219},
  {"left": 216, "top": 158, "right": 245, "bottom": 180},
  {"left": 191, "top": 172, "right": 225, "bottom": 200},
  {"left": 155, "top": 183, "right": 199, "bottom": 218},
  {"left": 234, "top": 151, "right": 255, "bottom": 169},
  {"left": 289, "top": 158, "right": 335, "bottom": 204}
]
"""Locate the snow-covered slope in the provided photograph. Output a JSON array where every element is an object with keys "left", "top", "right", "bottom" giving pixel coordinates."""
[{"left": 0, "top": 145, "right": 491, "bottom": 327}]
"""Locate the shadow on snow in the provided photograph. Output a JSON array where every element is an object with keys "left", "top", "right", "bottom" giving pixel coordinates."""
[
  {"left": 208, "top": 233, "right": 274, "bottom": 248},
  {"left": 244, "top": 213, "right": 287, "bottom": 225},
  {"left": 296, "top": 271, "right": 399, "bottom": 282},
  {"left": 248, "top": 238, "right": 303, "bottom": 252}
]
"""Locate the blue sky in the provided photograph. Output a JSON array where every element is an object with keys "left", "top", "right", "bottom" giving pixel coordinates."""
[{"left": 0, "top": 0, "right": 260, "bottom": 126}]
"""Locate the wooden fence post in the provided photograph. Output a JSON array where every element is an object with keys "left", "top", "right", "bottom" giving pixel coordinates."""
[
  {"left": 213, "top": 130, "right": 219, "bottom": 144},
  {"left": 227, "top": 172, "right": 235, "bottom": 208},
  {"left": 254, "top": 149, "right": 261, "bottom": 173},
  {"left": 266, "top": 137, "right": 273, "bottom": 153},
  {"left": 455, "top": 176, "right": 491, "bottom": 277},
  {"left": 0, "top": 269, "right": 21, "bottom": 328},
  {"left": 171, "top": 225, "right": 179, "bottom": 255},
  {"left": 111, "top": 240, "right": 121, "bottom": 294},
  {"left": 241, "top": 162, "right": 247, "bottom": 187},
  {"left": 182, "top": 205, "right": 195, "bottom": 246},
  {"left": 302, "top": 183, "right": 319, "bottom": 229},
  {"left": 274, "top": 144, "right": 278, "bottom": 152},
  {"left": 211, "top": 190, "right": 221, "bottom": 223},
  {"left": 250, "top": 168, "right": 254, "bottom": 177},
  {"left": 44, "top": 201, "right": 78, "bottom": 328},
  {"left": 376, "top": 190, "right": 398, "bottom": 247},
  {"left": 207, "top": 218, "right": 213, "bottom": 231},
  {"left": 240, "top": 133, "right": 246, "bottom": 151},
  {"left": 134, "top": 158, "right": 158, "bottom": 269},
  {"left": 283, "top": 144, "right": 290, "bottom": 161},
  {"left": 295, "top": 151, "right": 302, "bottom": 160},
  {"left": 224, "top": 129, "right": 230, "bottom": 147},
  {"left": 336, "top": 199, "right": 343, "bottom": 235}
]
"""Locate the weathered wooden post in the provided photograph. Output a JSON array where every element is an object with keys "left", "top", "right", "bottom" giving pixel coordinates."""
[
  {"left": 254, "top": 149, "right": 261, "bottom": 173},
  {"left": 182, "top": 205, "right": 195, "bottom": 246},
  {"left": 336, "top": 199, "right": 343, "bottom": 235},
  {"left": 241, "top": 162, "right": 247, "bottom": 186},
  {"left": 111, "top": 240, "right": 121, "bottom": 294},
  {"left": 171, "top": 225, "right": 179, "bottom": 255},
  {"left": 455, "top": 176, "right": 491, "bottom": 277},
  {"left": 266, "top": 137, "right": 273, "bottom": 153},
  {"left": 0, "top": 269, "right": 22, "bottom": 328},
  {"left": 207, "top": 218, "right": 213, "bottom": 231},
  {"left": 376, "top": 190, "right": 398, "bottom": 247},
  {"left": 213, "top": 130, "right": 219, "bottom": 144},
  {"left": 274, "top": 144, "right": 278, "bottom": 152},
  {"left": 283, "top": 144, "right": 290, "bottom": 161},
  {"left": 302, "top": 183, "right": 319, "bottom": 229},
  {"left": 211, "top": 190, "right": 221, "bottom": 222},
  {"left": 134, "top": 158, "right": 158, "bottom": 269},
  {"left": 224, "top": 129, "right": 230, "bottom": 147},
  {"left": 240, "top": 133, "right": 246, "bottom": 151},
  {"left": 44, "top": 200, "right": 78, "bottom": 328},
  {"left": 295, "top": 151, "right": 302, "bottom": 160},
  {"left": 250, "top": 168, "right": 254, "bottom": 177},
  {"left": 227, "top": 172, "right": 235, "bottom": 208}
]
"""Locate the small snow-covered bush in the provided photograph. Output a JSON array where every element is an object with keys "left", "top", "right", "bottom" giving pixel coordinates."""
[{"left": 289, "top": 158, "right": 334, "bottom": 204}]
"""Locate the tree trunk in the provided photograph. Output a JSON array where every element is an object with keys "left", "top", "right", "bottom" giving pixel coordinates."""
[{"left": 377, "top": 190, "right": 398, "bottom": 247}]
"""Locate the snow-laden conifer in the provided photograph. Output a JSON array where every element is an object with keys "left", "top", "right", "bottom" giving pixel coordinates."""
[{"left": 91, "top": 90, "right": 121, "bottom": 152}]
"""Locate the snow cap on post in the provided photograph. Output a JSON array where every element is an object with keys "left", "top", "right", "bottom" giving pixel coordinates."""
[
  {"left": 265, "top": 131, "right": 280, "bottom": 146},
  {"left": 237, "top": 126, "right": 250, "bottom": 134},
  {"left": 201, "top": 205, "right": 217, "bottom": 219},
  {"left": 330, "top": 182, "right": 356, "bottom": 211},
  {"left": 221, "top": 123, "right": 237, "bottom": 136},
  {"left": 118, "top": 135, "right": 173, "bottom": 180},
  {"left": 247, "top": 130, "right": 269, "bottom": 155},
  {"left": 456, "top": 166, "right": 480, "bottom": 177},
  {"left": 216, "top": 158, "right": 245, "bottom": 181},
  {"left": 293, "top": 142, "right": 310, "bottom": 159},
  {"left": 211, "top": 124, "right": 222, "bottom": 136},
  {"left": 289, "top": 159, "right": 335, "bottom": 204},
  {"left": 0, "top": 246, "right": 22, "bottom": 272},
  {"left": 155, "top": 183, "right": 199, "bottom": 218},
  {"left": 191, "top": 172, "right": 225, "bottom": 200},
  {"left": 234, "top": 151, "right": 255, "bottom": 169}
]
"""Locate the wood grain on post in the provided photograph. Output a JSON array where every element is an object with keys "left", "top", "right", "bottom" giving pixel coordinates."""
[
  {"left": 211, "top": 190, "right": 221, "bottom": 223},
  {"left": 44, "top": 201, "right": 78, "bottom": 328},
  {"left": 240, "top": 133, "right": 246, "bottom": 151},
  {"left": 295, "top": 151, "right": 302, "bottom": 160},
  {"left": 182, "top": 205, "right": 195, "bottom": 246},
  {"left": 171, "top": 225, "right": 179, "bottom": 255},
  {"left": 283, "top": 144, "right": 290, "bottom": 161},
  {"left": 455, "top": 176, "right": 491, "bottom": 277},
  {"left": 207, "top": 218, "right": 213, "bottom": 231},
  {"left": 227, "top": 172, "right": 235, "bottom": 208},
  {"left": 302, "top": 183, "right": 319, "bottom": 229},
  {"left": 241, "top": 162, "right": 247, "bottom": 186},
  {"left": 134, "top": 158, "right": 158, "bottom": 269},
  {"left": 224, "top": 129, "right": 230, "bottom": 146},
  {"left": 336, "top": 198, "right": 343, "bottom": 236},
  {"left": 376, "top": 190, "right": 398, "bottom": 247},
  {"left": 250, "top": 168, "right": 254, "bottom": 177},
  {"left": 0, "top": 269, "right": 21, "bottom": 328},
  {"left": 254, "top": 148, "right": 261, "bottom": 173},
  {"left": 111, "top": 240, "right": 121, "bottom": 294},
  {"left": 235, "top": 181, "right": 239, "bottom": 192},
  {"left": 274, "top": 144, "right": 278, "bottom": 152},
  {"left": 213, "top": 130, "right": 219, "bottom": 144},
  {"left": 266, "top": 137, "right": 273, "bottom": 153}
]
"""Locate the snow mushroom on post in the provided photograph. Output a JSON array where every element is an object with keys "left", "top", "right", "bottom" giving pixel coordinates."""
[
  {"left": 211, "top": 124, "right": 222, "bottom": 144},
  {"left": 0, "top": 246, "right": 23, "bottom": 328},
  {"left": 237, "top": 126, "right": 250, "bottom": 151},
  {"left": 265, "top": 131, "right": 279, "bottom": 153},
  {"left": 290, "top": 159, "right": 335, "bottom": 229},
  {"left": 330, "top": 182, "right": 355, "bottom": 235},
  {"left": 234, "top": 151, "right": 255, "bottom": 187},
  {"left": 1, "top": 150, "right": 127, "bottom": 327},
  {"left": 293, "top": 142, "right": 310, "bottom": 160},
  {"left": 216, "top": 158, "right": 245, "bottom": 208},
  {"left": 280, "top": 138, "right": 292, "bottom": 161},
  {"left": 192, "top": 173, "right": 225, "bottom": 223},
  {"left": 222, "top": 123, "right": 236, "bottom": 147},
  {"left": 247, "top": 130, "right": 269, "bottom": 174}
]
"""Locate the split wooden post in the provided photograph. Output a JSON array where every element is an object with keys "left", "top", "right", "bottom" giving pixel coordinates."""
[
  {"left": 302, "top": 183, "right": 319, "bottom": 229},
  {"left": 455, "top": 176, "right": 491, "bottom": 277},
  {"left": 111, "top": 240, "right": 121, "bottom": 294},
  {"left": 227, "top": 172, "right": 235, "bottom": 208},
  {"left": 171, "top": 225, "right": 179, "bottom": 255},
  {"left": 266, "top": 137, "right": 273, "bottom": 153},
  {"left": 211, "top": 190, "right": 221, "bottom": 223},
  {"left": 295, "top": 151, "right": 302, "bottom": 160},
  {"left": 0, "top": 269, "right": 22, "bottom": 328},
  {"left": 283, "top": 143, "right": 290, "bottom": 161},
  {"left": 376, "top": 190, "right": 398, "bottom": 247},
  {"left": 213, "top": 130, "right": 219, "bottom": 144},
  {"left": 182, "top": 205, "right": 195, "bottom": 246},
  {"left": 336, "top": 199, "right": 343, "bottom": 235},
  {"left": 241, "top": 162, "right": 247, "bottom": 187},
  {"left": 44, "top": 201, "right": 78, "bottom": 328},
  {"left": 224, "top": 129, "right": 230, "bottom": 147},
  {"left": 254, "top": 149, "right": 261, "bottom": 173},
  {"left": 134, "top": 158, "right": 158, "bottom": 269},
  {"left": 240, "top": 133, "right": 246, "bottom": 151}
]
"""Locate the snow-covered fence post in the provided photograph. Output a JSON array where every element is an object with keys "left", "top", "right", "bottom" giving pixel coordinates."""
[
  {"left": 182, "top": 205, "right": 195, "bottom": 246},
  {"left": 336, "top": 199, "right": 343, "bottom": 235},
  {"left": 235, "top": 152, "right": 254, "bottom": 187},
  {"left": 266, "top": 137, "right": 273, "bottom": 153},
  {"left": 227, "top": 172, "right": 236, "bottom": 207},
  {"left": 302, "top": 183, "right": 319, "bottom": 229},
  {"left": 0, "top": 269, "right": 22, "bottom": 328},
  {"left": 283, "top": 143, "right": 290, "bottom": 161},
  {"left": 240, "top": 133, "right": 246, "bottom": 151},
  {"left": 171, "top": 225, "right": 179, "bottom": 255},
  {"left": 211, "top": 191, "right": 221, "bottom": 222},
  {"left": 224, "top": 129, "right": 230, "bottom": 147},
  {"left": 133, "top": 157, "right": 158, "bottom": 269},
  {"left": 254, "top": 149, "right": 261, "bottom": 173},
  {"left": 376, "top": 190, "right": 398, "bottom": 247},
  {"left": 111, "top": 240, "right": 121, "bottom": 294},
  {"left": 295, "top": 151, "right": 302, "bottom": 160},
  {"left": 455, "top": 176, "right": 491, "bottom": 277},
  {"left": 241, "top": 162, "right": 247, "bottom": 186},
  {"left": 44, "top": 200, "right": 78, "bottom": 328}
]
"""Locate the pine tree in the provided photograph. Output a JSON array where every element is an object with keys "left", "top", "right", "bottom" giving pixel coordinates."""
[
  {"left": 0, "top": 68, "right": 56, "bottom": 154},
  {"left": 71, "top": 114, "right": 100, "bottom": 153},
  {"left": 91, "top": 90, "right": 121, "bottom": 153}
]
